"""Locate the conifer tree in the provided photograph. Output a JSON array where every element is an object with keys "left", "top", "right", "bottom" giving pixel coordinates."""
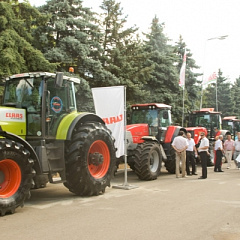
[
  {"left": 203, "top": 69, "right": 232, "bottom": 116},
  {"left": 99, "top": 0, "right": 152, "bottom": 104},
  {"left": 231, "top": 76, "right": 240, "bottom": 118},
  {"left": 143, "top": 16, "right": 180, "bottom": 123},
  {"left": 0, "top": 1, "right": 55, "bottom": 79},
  {"left": 36, "top": 0, "right": 118, "bottom": 87},
  {"left": 174, "top": 36, "right": 201, "bottom": 113}
]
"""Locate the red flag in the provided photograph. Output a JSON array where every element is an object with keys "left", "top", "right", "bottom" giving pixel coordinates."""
[{"left": 179, "top": 51, "right": 186, "bottom": 89}]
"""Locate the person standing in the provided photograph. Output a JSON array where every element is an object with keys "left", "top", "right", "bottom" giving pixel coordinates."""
[
  {"left": 172, "top": 131, "right": 189, "bottom": 178},
  {"left": 224, "top": 133, "right": 234, "bottom": 169},
  {"left": 234, "top": 132, "right": 240, "bottom": 169},
  {"left": 197, "top": 132, "right": 209, "bottom": 179},
  {"left": 186, "top": 132, "right": 198, "bottom": 175},
  {"left": 214, "top": 135, "right": 224, "bottom": 172}
]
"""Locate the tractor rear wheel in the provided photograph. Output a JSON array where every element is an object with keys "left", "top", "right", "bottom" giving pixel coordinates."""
[
  {"left": 0, "top": 139, "right": 33, "bottom": 216},
  {"left": 165, "top": 146, "right": 176, "bottom": 174},
  {"left": 134, "top": 141, "right": 162, "bottom": 180},
  {"left": 64, "top": 122, "right": 116, "bottom": 196}
]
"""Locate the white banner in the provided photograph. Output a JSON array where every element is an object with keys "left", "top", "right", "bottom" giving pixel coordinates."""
[{"left": 92, "top": 86, "right": 125, "bottom": 158}]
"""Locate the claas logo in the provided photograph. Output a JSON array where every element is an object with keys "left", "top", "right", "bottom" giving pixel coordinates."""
[{"left": 6, "top": 112, "right": 23, "bottom": 119}]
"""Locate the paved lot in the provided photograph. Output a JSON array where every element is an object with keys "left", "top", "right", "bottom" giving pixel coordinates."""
[{"left": 1, "top": 162, "right": 240, "bottom": 240}]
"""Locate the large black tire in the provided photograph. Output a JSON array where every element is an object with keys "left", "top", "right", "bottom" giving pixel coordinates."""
[
  {"left": 165, "top": 146, "right": 176, "bottom": 174},
  {"left": 0, "top": 139, "right": 33, "bottom": 216},
  {"left": 64, "top": 122, "right": 116, "bottom": 196},
  {"left": 134, "top": 141, "right": 162, "bottom": 180}
]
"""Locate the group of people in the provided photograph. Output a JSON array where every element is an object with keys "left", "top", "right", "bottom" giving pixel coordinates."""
[
  {"left": 171, "top": 130, "right": 240, "bottom": 179},
  {"left": 214, "top": 132, "right": 240, "bottom": 171}
]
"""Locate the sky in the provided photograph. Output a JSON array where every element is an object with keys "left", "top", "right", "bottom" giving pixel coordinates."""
[{"left": 28, "top": 0, "right": 240, "bottom": 83}]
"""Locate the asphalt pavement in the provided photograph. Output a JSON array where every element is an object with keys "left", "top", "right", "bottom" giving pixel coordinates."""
[{"left": 1, "top": 162, "right": 240, "bottom": 240}]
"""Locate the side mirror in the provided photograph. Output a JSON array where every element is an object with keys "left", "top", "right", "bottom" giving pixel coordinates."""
[{"left": 55, "top": 72, "right": 63, "bottom": 88}]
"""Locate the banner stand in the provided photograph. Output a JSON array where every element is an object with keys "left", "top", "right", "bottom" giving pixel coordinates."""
[
  {"left": 113, "top": 87, "right": 138, "bottom": 190},
  {"left": 112, "top": 147, "right": 138, "bottom": 190}
]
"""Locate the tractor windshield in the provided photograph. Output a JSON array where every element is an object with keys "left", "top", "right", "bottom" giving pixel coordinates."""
[
  {"left": 3, "top": 77, "right": 43, "bottom": 136},
  {"left": 190, "top": 114, "right": 221, "bottom": 129},
  {"left": 222, "top": 120, "right": 233, "bottom": 132},
  {"left": 189, "top": 113, "right": 221, "bottom": 138},
  {"left": 131, "top": 108, "right": 171, "bottom": 127},
  {"left": 4, "top": 77, "right": 42, "bottom": 108},
  {"left": 222, "top": 120, "right": 240, "bottom": 136}
]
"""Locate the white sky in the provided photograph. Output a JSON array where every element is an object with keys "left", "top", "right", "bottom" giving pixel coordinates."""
[{"left": 28, "top": 0, "right": 240, "bottom": 83}]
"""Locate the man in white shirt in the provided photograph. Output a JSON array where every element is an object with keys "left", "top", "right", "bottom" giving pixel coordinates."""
[
  {"left": 214, "top": 135, "right": 224, "bottom": 172},
  {"left": 197, "top": 132, "right": 209, "bottom": 179},
  {"left": 172, "top": 131, "right": 189, "bottom": 178},
  {"left": 234, "top": 132, "right": 240, "bottom": 169},
  {"left": 186, "top": 132, "right": 198, "bottom": 175}
]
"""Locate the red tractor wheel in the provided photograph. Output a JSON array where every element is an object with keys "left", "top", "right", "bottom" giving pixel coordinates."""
[
  {"left": 64, "top": 122, "right": 116, "bottom": 196},
  {"left": 0, "top": 159, "right": 21, "bottom": 198},
  {"left": 0, "top": 139, "right": 33, "bottom": 216},
  {"left": 88, "top": 140, "right": 110, "bottom": 178}
]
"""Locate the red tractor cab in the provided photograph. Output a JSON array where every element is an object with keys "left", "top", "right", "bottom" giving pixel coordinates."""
[
  {"left": 222, "top": 116, "right": 240, "bottom": 140},
  {"left": 188, "top": 108, "right": 224, "bottom": 140}
]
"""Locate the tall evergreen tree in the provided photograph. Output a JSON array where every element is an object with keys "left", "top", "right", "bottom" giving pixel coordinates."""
[
  {"left": 174, "top": 36, "right": 201, "bottom": 113},
  {"left": 99, "top": 0, "right": 152, "bottom": 104},
  {"left": 36, "top": 0, "right": 118, "bottom": 86},
  {"left": 143, "top": 16, "right": 180, "bottom": 123},
  {"left": 0, "top": 1, "right": 55, "bottom": 79},
  {"left": 203, "top": 69, "right": 232, "bottom": 116},
  {"left": 231, "top": 76, "right": 240, "bottom": 118}
]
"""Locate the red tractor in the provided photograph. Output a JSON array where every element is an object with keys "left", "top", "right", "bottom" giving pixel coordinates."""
[
  {"left": 124, "top": 103, "right": 186, "bottom": 180},
  {"left": 188, "top": 108, "right": 228, "bottom": 139},
  {"left": 222, "top": 116, "right": 240, "bottom": 140},
  {"left": 187, "top": 108, "right": 229, "bottom": 165}
]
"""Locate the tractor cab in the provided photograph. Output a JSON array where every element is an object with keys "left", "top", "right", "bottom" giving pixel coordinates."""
[
  {"left": 1, "top": 72, "right": 79, "bottom": 139},
  {"left": 222, "top": 116, "right": 240, "bottom": 140},
  {"left": 188, "top": 108, "right": 222, "bottom": 140},
  {"left": 128, "top": 103, "right": 172, "bottom": 143}
]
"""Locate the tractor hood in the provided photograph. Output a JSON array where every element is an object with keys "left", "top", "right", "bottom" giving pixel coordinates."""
[
  {"left": 126, "top": 124, "right": 149, "bottom": 144},
  {"left": 0, "top": 107, "right": 26, "bottom": 138}
]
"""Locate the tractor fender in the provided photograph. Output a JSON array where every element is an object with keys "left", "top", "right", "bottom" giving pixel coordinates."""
[
  {"left": 164, "top": 126, "right": 186, "bottom": 143},
  {"left": 66, "top": 112, "right": 105, "bottom": 140},
  {"left": 0, "top": 129, "right": 42, "bottom": 174}
]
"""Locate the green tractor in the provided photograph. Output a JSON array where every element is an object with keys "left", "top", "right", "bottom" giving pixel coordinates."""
[{"left": 0, "top": 72, "right": 116, "bottom": 216}]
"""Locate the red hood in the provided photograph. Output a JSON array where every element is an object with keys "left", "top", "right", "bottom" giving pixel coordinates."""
[
  {"left": 126, "top": 124, "right": 149, "bottom": 143},
  {"left": 185, "top": 127, "right": 208, "bottom": 144}
]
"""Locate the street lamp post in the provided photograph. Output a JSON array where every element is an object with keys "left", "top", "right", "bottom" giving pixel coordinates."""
[{"left": 199, "top": 35, "right": 228, "bottom": 110}]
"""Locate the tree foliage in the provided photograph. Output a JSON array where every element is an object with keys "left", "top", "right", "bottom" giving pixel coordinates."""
[
  {"left": 142, "top": 16, "right": 182, "bottom": 123},
  {"left": 36, "top": 0, "right": 118, "bottom": 88},
  {"left": 0, "top": 1, "right": 55, "bottom": 79},
  {"left": 0, "top": 0, "right": 237, "bottom": 123},
  {"left": 202, "top": 69, "right": 232, "bottom": 117},
  {"left": 99, "top": 0, "right": 152, "bottom": 104}
]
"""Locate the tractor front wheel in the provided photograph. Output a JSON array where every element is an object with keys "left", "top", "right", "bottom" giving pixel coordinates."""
[
  {"left": 134, "top": 141, "right": 162, "bottom": 180},
  {"left": 0, "top": 139, "right": 33, "bottom": 216},
  {"left": 64, "top": 122, "right": 116, "bottom": 196}
]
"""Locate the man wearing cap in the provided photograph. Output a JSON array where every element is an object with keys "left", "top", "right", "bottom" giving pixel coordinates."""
[
  {"left": 224, "top": 132, "right": 234, "bottom": 169},
  {"left": 197, "top": 132, "right": 209, "bottom": 179}
]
